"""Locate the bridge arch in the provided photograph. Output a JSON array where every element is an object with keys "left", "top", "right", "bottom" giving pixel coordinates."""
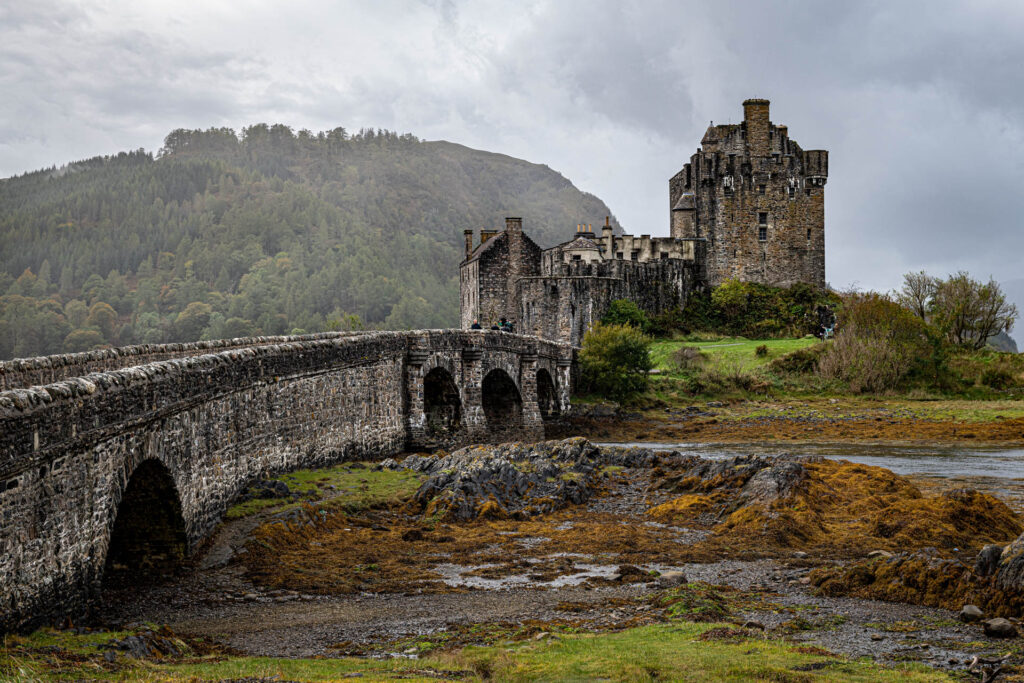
[
  {"left": 536, "top": 368, "right": 560, "bottom": 422},
  {"left": 102, "top": 458, "right": 188, "bottom": 588},
  {"left": 481, "top": 368, "right": 523, "bottom": 439},
  {"left": 423, "top": 366, "right": 462, "bottom": 441}
]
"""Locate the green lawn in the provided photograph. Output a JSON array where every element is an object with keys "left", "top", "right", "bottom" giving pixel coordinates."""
[
  {"left": 2, "top": 623, "right": 953, "bottom": 682},
  {"left": 651, "top": 336, "right": 820, "bottom": 374},
  {"left": 224, "top": 463, "right": 424, "bottom": 520}
]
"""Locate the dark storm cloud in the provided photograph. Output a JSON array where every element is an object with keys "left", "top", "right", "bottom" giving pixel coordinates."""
[{"left": 2, "top": 0, "right": 1023, "bottom": 340}]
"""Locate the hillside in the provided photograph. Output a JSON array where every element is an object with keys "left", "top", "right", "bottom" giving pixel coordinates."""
[{"left": 0, "top": 126, "right": 618, "bottom": 360}]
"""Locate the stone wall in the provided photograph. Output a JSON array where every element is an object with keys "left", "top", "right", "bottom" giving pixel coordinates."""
[
  {"left": 0, "top": 331, "right": 365, "bottom": 391},
  {"left": 516, "top": 258, "right": 704, "bottom": 346},
  {"left": 0, "top": 330, "right": 572, "bottom": 632}
]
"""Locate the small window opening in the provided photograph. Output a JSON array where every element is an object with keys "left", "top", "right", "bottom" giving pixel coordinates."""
[
  {"left": 660, "top": 252, "right": 669, "bottom": 260},
  {"left": 631, "top": 250, "right": 639, "bottom": 261},
  {"left": 806, "top": 188, "right": 812, "bottom": 196},
  {"left": 758, "top": 184, "right": 766, "bottom": 195},
  {"left": 758, "top": 212, "right": 768, "bottom": 225},
  {"left": 572, "top": 254, "right": 581, "bottom": 262},
  {"left": 616, "top": 252, "right": 623, "bottom": 259},
  {"left": 758, "top": 226, "right": 767, "bottom": 241},
  {"left": 788, "top": 185, "right": 795, "bottom": 198},
  {"left": 806, "top": 228, "right": 812, "bottom": 240}
]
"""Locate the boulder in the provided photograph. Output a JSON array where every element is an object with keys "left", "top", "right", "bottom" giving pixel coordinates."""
[
  {"left": 996, "top": 532, "right": 1024, "bottom": 592},
  {"left": 983, "top": 618, "right": 1017, "bottom": 639},
  {"left": 974, "top": 544, "right": 1003, "bottom": 577},
  {"left": 656, "top": 570, "right": 688, "bottom": 588},
  {"left": 959, "top": 605, "right": 983, "bottom": 623}
]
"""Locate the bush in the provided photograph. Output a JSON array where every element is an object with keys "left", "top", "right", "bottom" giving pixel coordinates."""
[
  {"left": 818, "top": 293, "right": 935, "bottom": 393},
  {"left": 578, "top": 322, "right": 653, "bottom": 400},
  {"left": 770, "top": 344, "right": 826, "bottom": 374},
  {"left": 980, "top": 367, "right": 1015, "bottom": 390},
  {"left": 755, "top": 344, "right": 768, "bottom": 357},
  {"left": 602, "top": 299, "right": 649, "bottom": 330}
]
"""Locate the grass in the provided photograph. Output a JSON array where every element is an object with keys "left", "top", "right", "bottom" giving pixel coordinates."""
[
  {"left": 1, "top": 622, "right": 954, "bottom": 682},
  {"left": 224, "top": 463, "right": 425, "bottom": 520},
  {"left": 650, "top": 336, "right": 820, "bottom": 373}
]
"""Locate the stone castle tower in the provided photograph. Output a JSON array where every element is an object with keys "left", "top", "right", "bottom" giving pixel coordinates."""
[
  {"left": 460, "top": 98, "right": 828, "bottom": 345},
  {"left": 669, "top": 98, "right": 828, "bottom": 288}
]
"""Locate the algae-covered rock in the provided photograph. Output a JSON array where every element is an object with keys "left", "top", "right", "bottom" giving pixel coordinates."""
[
  {"left": 996, "top": 531, "right": 1024, "bottom": 592},
  {"left": 959, "top": 604, "right": 983, "bottom": 622},
  {"left": 983, "top": 617, "right": 1017, "bottom": 638},
  {"left": 397, "top": 438, "right": 654, "bottom": 521}
]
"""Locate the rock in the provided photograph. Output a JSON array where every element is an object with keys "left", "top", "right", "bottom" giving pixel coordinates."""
[
  {"left": 742, "top": 620, "right": 765, "bottom": 630},
  {"left": 401, "top": 528, "right": 424, "bottom": 542},
  {"left": 996, "top": 531, "right": 1024, "bottom": 592},
  {"left": 974, "top": 544, "right": 1003, "bottom": 577},
  {"left": 982, "top": 618, "right": 1018, "bottom": 639},
  {"left": 792, "top": 551, "right": 808, "bottom": 559},
  {"left": 870, "top": 634, "right": 884, "bottom": 641},
  {"left": 867, "top": 550, "right": 893, "bottom": 559},
  {"left": 959, "top": 605, "right": 983, "bottom": 623},
  {"left": 798, "top": 577, "right": 811, "bottom": 585},
  {"left": 656, "top": 570, "right": 688, "bottom": 588},
  {"left": 706, "top": 401, "right": 726, "bottom": 408}
]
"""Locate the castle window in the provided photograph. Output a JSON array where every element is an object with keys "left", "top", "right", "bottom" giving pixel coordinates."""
[
  {"left": 758, "top": 212, "right": 768, "bottom": 225},
  {"left": 807, "top": 228, "right": 811, "bottom": 240},
  {"left": 631, "top": 250, "right": 639, "bottom": 261},
  {"left": 660, "top": 252, "right": 669, "bottom": 260},
  {"left": 572, "top": 254, "right": 581, "bottom": 262},
  {"left": 806, "top": 188, "right": 812, "bottom": 196},
  {"left": 616, "top": 252, "right": 623, "bottom": 259},
  {"left": 788, "top": 185, "right": 795, "bottom": 198},
  {"left": 758, "top": 185, "right": 766, "bottom": 195},
  {"left": 758, "top": 226, "right": 767, "bottom": 241}
]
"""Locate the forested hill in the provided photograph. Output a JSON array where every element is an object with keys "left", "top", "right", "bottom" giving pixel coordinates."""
[{"left": 0, "top": 125, "right": 618, "bottom": 360}]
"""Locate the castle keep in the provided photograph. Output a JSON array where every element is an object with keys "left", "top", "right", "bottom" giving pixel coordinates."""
[{"left": 460, "top": 99, "right": 828, "bottom": 345}]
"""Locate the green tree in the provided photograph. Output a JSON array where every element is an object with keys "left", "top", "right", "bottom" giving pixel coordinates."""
[
  {"left": 930, "top": 272, "right": 1018, "bottom": 350},
  {"left": 601, "top": 299, "right": 649, "bottom": 330},
  {"left": 63, "top": 328, "right": 106, "bottom": 352},
  {"left": 86, "top": 301, "right": 119, "bottom": 342},
  {"left": 174, "top": 301, "right": 213, "bottom": 341},
  {"left": 64, "top": 300, "right": 89, "bottom": 328},
  {"left": 578, "top": 322, "right": 652, "bottom": 400}
]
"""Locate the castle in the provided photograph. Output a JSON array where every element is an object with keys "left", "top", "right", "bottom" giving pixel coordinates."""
[{"left": 460, "top": 99, "right": 828, "bottom": 345}]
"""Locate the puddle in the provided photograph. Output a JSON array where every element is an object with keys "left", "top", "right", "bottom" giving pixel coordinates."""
[{"left": 433, "top": 561, "right": 619, "bottom": 589}]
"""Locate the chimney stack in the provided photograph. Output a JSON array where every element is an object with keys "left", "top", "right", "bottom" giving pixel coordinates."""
[
  {"left": 505, "top": 216, "right": 522, "bottom": 232},
  {"left": 742, "top": 98, "right": 771, "bottom": 157},
  {"left": 463, "top": 229, "right": 474, "bottom": 259}
]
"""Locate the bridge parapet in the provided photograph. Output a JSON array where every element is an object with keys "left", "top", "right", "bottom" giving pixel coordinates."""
[{"left": 0, "top": 330, "right": 573, "bottom": 632}]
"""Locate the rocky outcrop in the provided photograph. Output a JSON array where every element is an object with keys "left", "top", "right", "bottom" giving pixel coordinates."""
[{"left": 390, "top": 438, "right": 661, "bottom": 521}]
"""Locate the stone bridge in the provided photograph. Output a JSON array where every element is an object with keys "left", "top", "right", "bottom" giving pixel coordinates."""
[{"left": 0, "top": 330, "right": 574, "bottom": 631}]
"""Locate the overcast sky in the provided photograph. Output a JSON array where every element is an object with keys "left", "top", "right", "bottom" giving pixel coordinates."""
[{"left": 3, "top": 0, "right": 1023, "bottom": 319}]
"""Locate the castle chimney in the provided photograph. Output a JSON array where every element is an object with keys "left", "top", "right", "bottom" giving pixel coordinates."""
[
  {"left": 481, "top": 228, "right": 498, "bottom": 244},
  {"left": 743, "top": 98, "right": 771, "bottom": 157},
  {"left": 463, "top": 229, "right": 474, "bottom": 259},
  {"left": 601, "top": 216, "right": 613, "bottom": 258},
  {"left": 505, "top": 216, "right": 522, "bottom": 232}
]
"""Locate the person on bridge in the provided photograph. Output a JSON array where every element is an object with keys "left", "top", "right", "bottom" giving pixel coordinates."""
[{"left": 471, "top": 320, "right": 482, "bottom": 330}]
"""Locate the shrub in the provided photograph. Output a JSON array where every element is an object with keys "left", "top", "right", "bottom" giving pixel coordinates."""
[
  {"left": 770, "top": 344, "right": 826, "bottom": 374},
  {"left": 981, "top": 367, "right": 1016, "bottom": 390},
  {"left": 578, "top": 322, "right": 653, "bottom": 400},
  {"left": 601, "top": 299, "right": 649, "bottom": 330},
  {"left": 754, "top": 344, "right": 768, "bottom": 357},
  {"left": 818, "top": 293, "right": 934, "bottom": 393}
]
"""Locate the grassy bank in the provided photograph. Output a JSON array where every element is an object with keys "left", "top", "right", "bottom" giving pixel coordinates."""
[{"left": 1, "top": 622, "right": 952, "bottom": 682}]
